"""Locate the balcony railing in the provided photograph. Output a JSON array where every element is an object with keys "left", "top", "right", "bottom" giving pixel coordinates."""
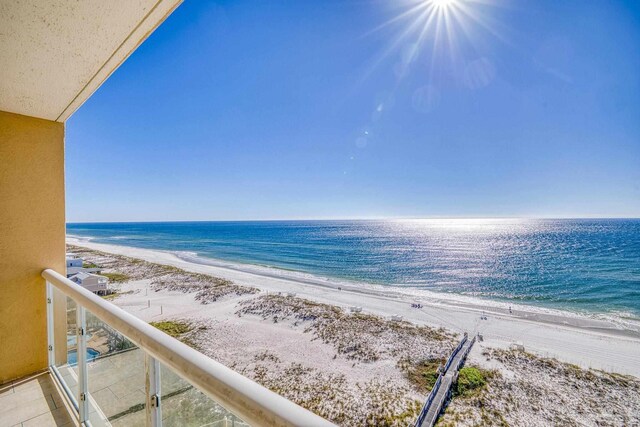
[{"left": 43, "top": 269, "right": 334, "bottom": 427}]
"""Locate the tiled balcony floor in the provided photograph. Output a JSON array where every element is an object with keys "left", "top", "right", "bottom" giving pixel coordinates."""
[{"left": 0, "top": 372, "right": 75, "bottom": 427}]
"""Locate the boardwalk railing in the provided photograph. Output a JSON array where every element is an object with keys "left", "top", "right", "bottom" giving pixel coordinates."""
[
  {"left": 414, "top": 334, "right": 469, "bottom": 427},
  {"left": 455, "top": 336, "right": 476, "bottom": 370},
  {"left": 414, "top": 372, "right": 443, "bottom": 427},
  {"left": 444, "top": 335, "right": 468, "bottom": 371}
]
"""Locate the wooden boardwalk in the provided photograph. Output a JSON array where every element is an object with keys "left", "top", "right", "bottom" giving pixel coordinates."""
[{"left": 415, "top": 335, "right": 476, "bottom": 427}]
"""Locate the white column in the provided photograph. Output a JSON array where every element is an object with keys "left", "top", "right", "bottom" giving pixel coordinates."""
[
  {"left": 76, "top": 305, "right": 89, "bottom": 424},
  {"left": 46, "top": 281, "right": 55, "bottom": 367},
  {"left": 145, "top": 353, "right": 162, "bottom": 427}
]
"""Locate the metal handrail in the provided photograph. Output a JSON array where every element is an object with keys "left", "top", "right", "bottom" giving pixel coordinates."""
[{"left": 43, "top": 269, "right": 334, "bottom": 427}]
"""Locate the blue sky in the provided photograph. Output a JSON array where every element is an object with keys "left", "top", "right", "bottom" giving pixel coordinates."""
[{"left": 66, "top": 0, "right": 640, "bottom": 222}]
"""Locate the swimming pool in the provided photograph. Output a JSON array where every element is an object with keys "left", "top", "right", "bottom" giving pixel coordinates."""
[{"left": 67, "top": 348, "right": 100, "bottom": 365}]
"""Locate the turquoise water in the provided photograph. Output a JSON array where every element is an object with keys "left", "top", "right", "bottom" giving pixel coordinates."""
[
  {"left": 68, "top": 348, "right": 100, "bottom": 365},
  {"left": 67, "top": 219, "right": 640, "bottom": 320}
]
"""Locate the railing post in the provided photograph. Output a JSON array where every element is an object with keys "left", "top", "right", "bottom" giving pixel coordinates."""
[
  {"left": 46, "top": 281, "right": 55, "bottom": 367},
  {"left": 145, "top": 353, "right": 162, "bottom": 427},
  {"left": 76, "top": 305, "right": 89, "bottom": 424}
]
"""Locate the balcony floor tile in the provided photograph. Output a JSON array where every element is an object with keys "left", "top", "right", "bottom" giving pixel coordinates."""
[{"left": 0, "top": 372, "right": 75, "bottom": 427}]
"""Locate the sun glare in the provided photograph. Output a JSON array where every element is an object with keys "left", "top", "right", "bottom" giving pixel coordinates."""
[
  {"left": 364, "top": 0, "right": 504, "bottom": 93},
  {"left": 430, "top": 0, "right": 458, "bottom": 10}
]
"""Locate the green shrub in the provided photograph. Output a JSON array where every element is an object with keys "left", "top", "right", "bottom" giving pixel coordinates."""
[
  {"left": 102, "top": 272, "right": 131, "bottom": 283},
  {"left": 149, "top": 320, "right": 192, "bottom": 338},
  {"left": 150, "top": 320, "right": 201, "bottom": 349},
  {"left": 405, "top": 359, "right": 443, "bottom": 392},
  {"left": 455, "top": 367, "right": 487, "bottom": 396},
  {"left": 101, "top": 290, "right": 133, "bottom": 301}
]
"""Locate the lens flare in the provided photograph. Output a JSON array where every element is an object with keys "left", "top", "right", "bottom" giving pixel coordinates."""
[{"left": 363, "top": 0, "right": 505, "bottom": 90}]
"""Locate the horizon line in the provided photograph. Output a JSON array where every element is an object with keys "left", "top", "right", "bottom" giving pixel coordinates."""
[{"left": 66, "top": 216, "right": 640, "bottom": 224}]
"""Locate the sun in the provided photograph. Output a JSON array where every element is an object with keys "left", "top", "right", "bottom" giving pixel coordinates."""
[
  {"left": 363, "top": 0, "right": 503, "bottom": 92},
  {"left": 430, "top": 0, "right": 458, "bottom": 10}
]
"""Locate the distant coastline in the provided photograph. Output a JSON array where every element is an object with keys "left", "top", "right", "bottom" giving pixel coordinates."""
[
  {"left": 68, "top": 235, "right": 640, "bottom": 339},
  {"left": 67, "top": 237, "right": 640, "bottom": 376},
  {"left": 67, "top": 218, "right": 640, "bottom": 324}
]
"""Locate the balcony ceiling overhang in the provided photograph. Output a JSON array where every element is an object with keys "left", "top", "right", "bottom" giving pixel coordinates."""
[{"left": 0, "top": 0, "right": 182, "bottom": 122}]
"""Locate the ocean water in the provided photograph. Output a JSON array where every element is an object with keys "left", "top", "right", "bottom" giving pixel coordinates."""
[{"left": 67, "top": 219, "right": 640, "bottom": 320}]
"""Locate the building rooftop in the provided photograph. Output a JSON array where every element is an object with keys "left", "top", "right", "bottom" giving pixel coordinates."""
[{"left": 72, "top": 271, "right": 107, "bottom": 282}]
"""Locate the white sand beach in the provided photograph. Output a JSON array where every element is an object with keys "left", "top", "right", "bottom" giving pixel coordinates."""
[{"left": 67, "top": 237, "right": 640, "bottom": 378}]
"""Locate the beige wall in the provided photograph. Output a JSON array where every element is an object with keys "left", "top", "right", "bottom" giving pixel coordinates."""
[{"left": 0, "top": 110, "right": 66, "bottom": 383}]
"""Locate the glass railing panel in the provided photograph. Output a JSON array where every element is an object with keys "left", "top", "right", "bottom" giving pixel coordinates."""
[
  {"left": 52, "top": 296, "right": 79, "bottom": 404},
  {"left": 83, "top": 309, "right": 146, "bottom": 427},
  {"left": 160, "top": 363, "right": 249, "bottom": 427},
  {"left": 45, "top": 271, "right": 330, "bottom": 427}
]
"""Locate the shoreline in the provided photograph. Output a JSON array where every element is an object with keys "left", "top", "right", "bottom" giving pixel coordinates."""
[
  {"left": 68, "top": 235, "right": 640, "bottom": 336},
  {"left": 173, "top": 251, "right": 640, "bottom": 338},
  {"left": 67, "top": 237, "right": 640, "bottom": 377}
]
